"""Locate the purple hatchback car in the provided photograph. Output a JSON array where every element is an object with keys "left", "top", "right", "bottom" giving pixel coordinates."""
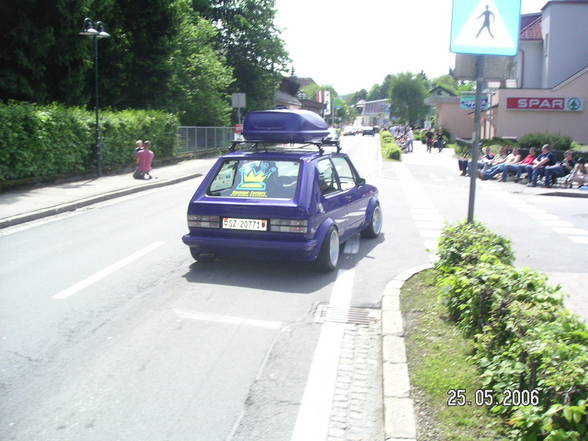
[{"left": 182, "top": 110, "right": 382, "bottom": 271}]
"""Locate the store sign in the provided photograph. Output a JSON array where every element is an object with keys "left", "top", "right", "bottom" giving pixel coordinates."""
[
  {"left": 506, "top": 97, "right": 584, "bottom": 111},
  {"left": 460, "top": 94, "right": 490, "bottom": 110}
]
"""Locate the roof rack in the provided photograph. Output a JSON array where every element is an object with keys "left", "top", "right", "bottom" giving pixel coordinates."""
[{"left": 229, "top": 140, "right": 341, "bottom": 154}]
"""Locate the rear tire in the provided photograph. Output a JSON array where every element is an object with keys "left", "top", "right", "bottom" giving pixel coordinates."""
[
  {"left": 361, "top": 204, "right": 382, "bottom": 238},
  {"left": 316, "top": 226, "right": 340, "bottom": 272}
]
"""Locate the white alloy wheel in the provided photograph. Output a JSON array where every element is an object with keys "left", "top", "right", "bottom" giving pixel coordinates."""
[{"left": 328, "top": 228, "right": 340, "bottom": 267}]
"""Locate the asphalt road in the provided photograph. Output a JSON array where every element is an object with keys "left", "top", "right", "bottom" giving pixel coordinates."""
[
  {"left": 2, "top": 135, "right": 586, "bottom": 441},
  {"left": 1, "top": 135, "right": 402, "bottom": 441}
]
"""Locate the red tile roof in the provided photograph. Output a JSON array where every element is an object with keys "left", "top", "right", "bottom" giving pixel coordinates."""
[{"left": 520, "top": 14, "right": 543, "bottom": 40}]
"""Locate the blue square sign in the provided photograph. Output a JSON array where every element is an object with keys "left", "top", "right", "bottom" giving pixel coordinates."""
[{"left": 450, "top": 0, "right": 521, "bottom": 56}]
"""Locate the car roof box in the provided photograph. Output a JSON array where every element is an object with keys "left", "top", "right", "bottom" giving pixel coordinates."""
[{"left": 243, "top": 110, "right": 329, "bottom": 143}]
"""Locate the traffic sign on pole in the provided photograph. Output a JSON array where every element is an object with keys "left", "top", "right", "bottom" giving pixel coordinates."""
[
  {"left": 232, "top": 93, "right": 246, "bottom": 108},
  {"left": 450, "top": 0, "right": 521, "bottom": 56},
  {"left": 460, "top": 94, "right": 490, "bottom": 110}
]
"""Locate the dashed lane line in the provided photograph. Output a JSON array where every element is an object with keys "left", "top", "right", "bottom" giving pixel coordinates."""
[
  {"left": 52, "top": 241, "right": 166, "bottom": 299},
  {"left": 174, "top": 309, "right": 283, "bottom": 330}
]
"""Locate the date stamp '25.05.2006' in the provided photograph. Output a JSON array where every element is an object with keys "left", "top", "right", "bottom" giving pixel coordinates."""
[{"left": 447, "top": 389, "right": 540, "bottom": 407}]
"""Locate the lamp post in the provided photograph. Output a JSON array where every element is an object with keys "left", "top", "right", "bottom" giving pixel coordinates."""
[{"left": 80, "top": 18, "right": 110, "bottom": 177}]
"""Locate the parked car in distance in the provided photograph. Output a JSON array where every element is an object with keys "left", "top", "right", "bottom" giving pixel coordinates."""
[
  {"left": 342, "top": 126, "right": 356, "bottom": 136},
  {"left": 323, "top": 127, "right": 340, "bottom": 146},
  {"left": 182, "top": 110, "right": 383, "bottom": 271},
  {"left": 362, "top": 126, "right": 375, "bottom": 136}
]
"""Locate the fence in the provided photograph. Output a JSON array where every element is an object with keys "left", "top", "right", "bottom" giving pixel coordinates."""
[{"left": 178, "top": 126, "right": 234, "bottom": 155}]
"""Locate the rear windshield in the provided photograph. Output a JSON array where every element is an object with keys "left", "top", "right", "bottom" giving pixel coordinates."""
[{"left": 207, "top": 159, "right": 300, "bottom": 199}]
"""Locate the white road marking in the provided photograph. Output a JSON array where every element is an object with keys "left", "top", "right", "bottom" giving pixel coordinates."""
[
  {"left": 538, "top": 220, "right": 574, "bottom": 228},
  {"left": 290, "top": 269, "right": 355, "bottom": 441},
  {"left": 553, "top": 228, "right": 588, "bottom": 236},
  {"left": 415, "top": 221, "right": 445, "bottom": 230},
  {"left": 52, "top": 241, "right": 165, "bottom": 299},
  {"left": 569, "top": 236, "right": 588, "bottom": 244},
  {"left": 525, "top": 213, "right": 561, "bottom": 222},
  {"left": 517, "top": 207, "right": 547, "bottom": 214},
  {"left": 418, "top": 230, "right": 442, "bottom": 238},
  {"left": 410, "top": 208, "right": 439, "bottom": 214},
  {"left": 412, "top": 214, "right": 445, "bottom": 222},
  {"left": 174, "top": 309, "right": 283, "bottom": 330},
  {"left": 424, "top": 240, "right": 438, "bottom": 251}
]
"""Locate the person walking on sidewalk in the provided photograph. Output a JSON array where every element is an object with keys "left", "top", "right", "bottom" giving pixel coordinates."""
[
  {"left": 425, "top": 129, "right": 434, "bottom": 153},
  {"left": 134, "top": 140, "right": 154, "bottom": 180},
  {"left": 405, "top": 127, "right": 414, "bottom": 153},
  {"left": 436, "top": 131, "right": 445, "bottom": 153}
]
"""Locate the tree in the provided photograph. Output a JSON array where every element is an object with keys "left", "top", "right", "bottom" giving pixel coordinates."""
[
  {"left": 389, "top": 72, "right": 428, "bottom": 126},
  {"left": 96, "top": 0, "right": 179, "bottom": 110},
  {"left": 349, "top": 89, "right": 367, "bottom": 105},
  {"left": 194, "top": 0, "right": 289, "bottom": 114},
  {"left": 166, "top": 0, "right": 234, "bottom": 125},
  {"left": 0, "top": 0, "right": 94, "bottom": 105},
  {"left": 367, "top": 83, "right": 381, "bottom": 101}
]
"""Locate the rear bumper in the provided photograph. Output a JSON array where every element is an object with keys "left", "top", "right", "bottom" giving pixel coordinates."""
[{"left": 182, "top": 233, "right": 320, "bottom": 262}]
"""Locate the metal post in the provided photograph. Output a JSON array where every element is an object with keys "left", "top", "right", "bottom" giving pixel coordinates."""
[
  {"left": 467, "top": 55, "right": 485, "bottom": 223},
  {"left": 237, "top": 107, "right": 241, "bottom": 125},
  {"left": 331, "top": 99, "right": 335, "bottom": 126},
  {"left": 94, "top": 36, "right": 103, "bottom": 177}
]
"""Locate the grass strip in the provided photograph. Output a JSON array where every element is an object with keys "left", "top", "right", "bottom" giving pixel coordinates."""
[{"left": 400, "top": 269, "right": 506, "bottom": 441}]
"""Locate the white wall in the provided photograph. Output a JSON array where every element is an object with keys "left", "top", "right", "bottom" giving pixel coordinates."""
[
  {"left": 518, "top": 41, "right": 543, "bottom": 88},
  {"left": 543, "top": 2, "right": 588, "bottom": 88}
]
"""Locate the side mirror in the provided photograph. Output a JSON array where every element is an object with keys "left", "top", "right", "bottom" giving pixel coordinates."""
[{"left": 357, "top": 177, "right": 366, "bottom": 186}]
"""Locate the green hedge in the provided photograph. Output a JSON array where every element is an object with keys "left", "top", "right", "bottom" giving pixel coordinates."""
[
  {"left": 518, "top": 133, "right": 574, "bottom": 151},
  {"left": 0, "top": 101, "right": 179, "bottom": 182},
  {"left": 435, "top": 221, "right": 588, "bottom": 441},
  {"left": 380, "top": 130, "right": 402, "bottom": 160}
]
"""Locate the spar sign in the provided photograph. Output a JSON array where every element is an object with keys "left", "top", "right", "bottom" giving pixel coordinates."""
[{"left": 506, "top": 97, "right": 584, "bottom": 112}]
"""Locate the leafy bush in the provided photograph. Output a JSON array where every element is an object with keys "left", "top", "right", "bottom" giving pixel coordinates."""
[
  {"left": 518, "top": 133, "right": 574, "bottom": 151},
  {"left": 435, "top": 221, "right": 514, "bottom": 274},
  {"left": 439, "top": 262, "right": 563, "bottom": 334},
  {"left": 435, "top": 221, "right": 588, "bottom": 441},
  {"left": 380, "top": 130, "right": 402, "bottom": 160},
  {"left": 0, "top": 101, "right": 179, "bottom": 182},
  {"left": 481, "top": 137, "right": 517, "bottom": 147},
  {"left": 455, "top": 139, "right": 471, "bottom": 158}
]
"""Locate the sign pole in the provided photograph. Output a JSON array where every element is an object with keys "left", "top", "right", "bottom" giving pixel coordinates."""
[{"left": 467, "top": 55, "right": 485, "bottom": 223}]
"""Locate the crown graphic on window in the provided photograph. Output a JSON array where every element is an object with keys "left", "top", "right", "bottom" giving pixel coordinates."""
[{"left": 236, "top": 168, "right": 273, "bottom": 190}]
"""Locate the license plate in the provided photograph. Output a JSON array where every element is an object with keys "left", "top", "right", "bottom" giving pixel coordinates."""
[{"left": 222, "top": 217, "right": 267, "bottom": 231}]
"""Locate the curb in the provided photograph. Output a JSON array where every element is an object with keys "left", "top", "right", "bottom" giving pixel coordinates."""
[
  {"left": 0, "top": 172, "right": 202, "bottom": 229},
  {"left": 382, "top": 263, "right": 433, "bottom": 441}
]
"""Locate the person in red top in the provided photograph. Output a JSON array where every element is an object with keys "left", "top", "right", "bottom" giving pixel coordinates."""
[
  {"left": 134, "top": 140, "right": 154, "bottom": 180},
  {"left": 501, "top": 146, "right": 537, "bottom": 182}
]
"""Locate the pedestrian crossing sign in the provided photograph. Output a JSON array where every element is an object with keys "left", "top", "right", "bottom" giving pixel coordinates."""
[{"left": 450, "top": 0, "right": 521, "bottom": 56}]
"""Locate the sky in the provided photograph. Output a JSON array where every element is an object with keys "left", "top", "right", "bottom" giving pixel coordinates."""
[{"left": 274, "top": 0, "right": 548, "bottom": 95}]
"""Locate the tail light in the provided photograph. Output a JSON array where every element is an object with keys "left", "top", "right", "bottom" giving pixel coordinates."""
[
  {"left": 270, "top": 219, "right": 308, "bottom": 233},
  {"left": 188, "top": 215, "right": 220, "bottom": 228}
]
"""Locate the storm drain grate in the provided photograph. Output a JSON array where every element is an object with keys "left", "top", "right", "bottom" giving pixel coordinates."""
[{"left": 313, "top": 303, "right": 378, "bottom": 325}]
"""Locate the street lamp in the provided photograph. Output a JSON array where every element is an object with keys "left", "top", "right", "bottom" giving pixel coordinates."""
[{"left": 80, "top": 18, "right": 110, "bottom": 177}]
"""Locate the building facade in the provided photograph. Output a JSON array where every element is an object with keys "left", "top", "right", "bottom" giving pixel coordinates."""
[{"left": 432, "top": 0, "right": 588, "bottom": 144}]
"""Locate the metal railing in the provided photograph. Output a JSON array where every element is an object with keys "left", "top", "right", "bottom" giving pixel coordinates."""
[{"left": 178, "top": 126, "right": 235, "bottom": 155}]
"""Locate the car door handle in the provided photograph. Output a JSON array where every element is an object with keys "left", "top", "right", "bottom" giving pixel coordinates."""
[{"left": 344, "top": 195, "right": 353, "bottom": 202}]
